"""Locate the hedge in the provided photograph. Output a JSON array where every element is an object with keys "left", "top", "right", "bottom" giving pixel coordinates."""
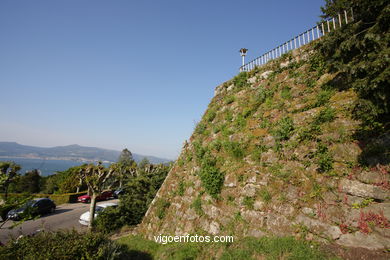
[{"left": 2, "top": 191, "right": 88, "bottom": 206}]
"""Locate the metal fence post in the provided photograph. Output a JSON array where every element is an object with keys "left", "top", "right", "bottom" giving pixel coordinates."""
[
  {"left": 338, "top": 13, "right": 342, "bottom": 27},
  {"left": 238, "top": 9, "right": 350, "bottom": 72},
  {"left": 351, "top": 7, "right": 354, "bottom": 21},
  {"left": 317, "top": 25, "right": 320, "bottom": 38}
]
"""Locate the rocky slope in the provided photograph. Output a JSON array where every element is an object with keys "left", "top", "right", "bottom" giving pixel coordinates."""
[{"left": 137, "top": 44, "right": 390, "bottom": 251}]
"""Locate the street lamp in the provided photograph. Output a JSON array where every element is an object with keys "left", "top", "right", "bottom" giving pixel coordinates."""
[{"left": 239, "top": 48, "right": 248, "bottom": 72}]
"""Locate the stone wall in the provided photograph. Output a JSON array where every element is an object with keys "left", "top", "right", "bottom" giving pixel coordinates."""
[{"left": 136, "top": 45, "right": 390, "bottom": 250}]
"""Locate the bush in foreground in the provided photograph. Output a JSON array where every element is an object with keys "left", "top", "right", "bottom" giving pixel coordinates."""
[
  {"left": 0, "top": 230, "right": 127, "bottom": 260},
  {"left": 117, "top": 235, "right": 334, "bottom": 260}
]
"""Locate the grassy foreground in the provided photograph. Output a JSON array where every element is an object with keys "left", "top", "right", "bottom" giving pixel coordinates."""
[{"left": 116, "top": 235, "right": 338, "bottom": 260}]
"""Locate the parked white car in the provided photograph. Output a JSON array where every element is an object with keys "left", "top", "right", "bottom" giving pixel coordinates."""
[{"left": 79, "top": 202, "right": 118, "bottom": 226}]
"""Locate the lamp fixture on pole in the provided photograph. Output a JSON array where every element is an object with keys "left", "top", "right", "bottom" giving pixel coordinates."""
[{"left": 239, "top": 48, "right": 248, "bottom": 72}]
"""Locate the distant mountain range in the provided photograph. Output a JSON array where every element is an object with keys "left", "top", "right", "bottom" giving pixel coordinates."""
[{"left": 0, "top": 142, "right": 171, "bottom": 164}]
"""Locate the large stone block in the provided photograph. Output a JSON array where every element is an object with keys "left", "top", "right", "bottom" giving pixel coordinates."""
[
  {"left": 340, "top": 179, "right": 390, "bottom": 200},
  {"left": 337, "top": 232, "right": 390, "bottom": 250},
  {"left": 295, "top": 214, "right": 342, "bottom": 240}
]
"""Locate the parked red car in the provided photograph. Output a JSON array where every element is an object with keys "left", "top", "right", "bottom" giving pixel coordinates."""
[{"left": 77, "top": 191, "right": 113, "bottom": 203}]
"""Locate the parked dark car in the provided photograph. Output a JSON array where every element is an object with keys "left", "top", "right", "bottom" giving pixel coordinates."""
[
  {"left": 113, "top": 189, "right": 125, "bottom": 198},
  {"left": 77, "top": 191, "right": 113, "bottom": 203},
  {"left": 6, "top": 198, "right": 56, "bottom": 220}
]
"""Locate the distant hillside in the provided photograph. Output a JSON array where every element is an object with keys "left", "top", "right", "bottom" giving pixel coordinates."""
[{"left": 0, "top": 142, "right": 171, "bottom": 164}]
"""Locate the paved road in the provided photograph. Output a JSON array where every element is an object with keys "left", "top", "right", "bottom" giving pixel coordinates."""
[{"left": 0, "top": 199, "right": 118, "bottom": 244}]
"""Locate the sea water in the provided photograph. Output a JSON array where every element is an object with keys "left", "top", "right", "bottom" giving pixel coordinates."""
[{"left": 0, "top": 157, "right": 110, "bottom": 176}]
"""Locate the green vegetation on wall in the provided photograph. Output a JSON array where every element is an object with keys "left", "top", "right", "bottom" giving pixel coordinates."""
[{"left": 318, "top": 0, "right": 389, "bottom": 143}]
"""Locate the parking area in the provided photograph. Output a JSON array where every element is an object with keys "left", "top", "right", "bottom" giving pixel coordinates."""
[{"left": 0, "top": 199, "right": 119, "bottom": 244}]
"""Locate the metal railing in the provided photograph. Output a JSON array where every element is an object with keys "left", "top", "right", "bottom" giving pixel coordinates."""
[{"left": 239, "top": 8, "right": 354, "bottom": 72}]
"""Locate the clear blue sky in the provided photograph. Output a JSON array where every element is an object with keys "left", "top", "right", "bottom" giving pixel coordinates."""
[{"left": 0, "top": 0, "right": 325, "bottom": 160}]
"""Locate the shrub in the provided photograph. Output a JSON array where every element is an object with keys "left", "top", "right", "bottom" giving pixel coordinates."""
[
  {"left": 233, "top": 72, "right": 249, "bottom": 89},
  {"left": 243, "top": 196, "right": 254, "bottom": 209},
  {"left": 316, "top": 143, "right": 334, "bottom": 172},
  {"left": 155, "top": 198, "right": 171, "bottom": 219},
  {"left": 260, "top": 188, "right": 272, "bottom": 202},
  {"left": 259, "top": 118, "right": 271, "bottom": 128},
  {"left": 256, "top": 87, "right": 275, "bottom": 105},
  {"left": 222, "top": 141, "right": 245, "bottom": 159},
  {"left": 224, "top": 95, "right": 235, "bottom": 104},
  {"left": 304, "top": 78, "right": 316, "bottom": 88},
  {"left": 281, "top": 86, "right": 292, "bottom": 99},
  {"left": 193, "top": 141, "right": 206, "bottom": 161},
  {"left": 0, "top": 230, "right": 126, "bottom": 260},
  {"left": 269, "top": 163, "right": 291, "bottom": 179},
  {"left": 212, "top": 124, "right": 222, "bottom": 134},
  {"left": 234, "top": 114, "right": 247, "bottom": 130},
  {"left": 273, "top": 116, "right": 294, "bottom": 141},
  {"left": 298, "top": 124, "right": 322, "bottom": 141},
  {"left": 191, "top": 196, "right": 204, "bottom": 216},
  {"left": 177, "top": 181, "right": 185, "bottom": 196},
  {"left": 318, "top": 0, "right": 390, "bottom": 138},
  {"left": 177, "top": 158, "right": 184, "bottom": 167},
  {"left": 186, "top": 153, "right": 193, "bottom": 162},
  {"left": 352, "top": 198, "right": 374, "bottom": 209},
  {"left": 93, "top": 207, "right": 123, "bottom": 233},
  {"left": 205, "top": 109, "right": 217, "bottom": 122},
  {"left": 251, "top": 145, "right": 267, "bottom": 162},
  {"left": 225, "top": 110, "right": 233, "bottom": 122},
  {"left": 242, "top": 107, "right": 253, "bottom": 118},
  {"left": 198, "top": 155, "right": 224, "bottom": 198},
  {"left": 298, "top": 89, "right": 333, "bottom": 112},
  {"left": 221, "top": 125, "right": 234, "bottom": 137},
  {"left": 210, "top": 140, "right": 222, "bottom": 152},
  {"left": 195, "top": 122, "right": 206, "bottom": 135},
  {"left": 102, "top": 164, "right": 169, "bottom": 231},
  {"left": 117, "top": 235, "right": 329, "bottom": 260},
  {"left": 315, "top": 89, "right": 333, "bottom": 107},
  {"left": 358, "top": 210, "right": 390, "bottom": 234},
  {"left": 309, "top": 54, "right": 326, "bottom": 75},
  {"left": 313, "top": 107, "right": 335, "bottom": 125},
  {"left": 199, "top": 164, "right": 224, "bottom": 198},
  {"left": 358, "top": 141, "right": 390, "bottom": 166}
]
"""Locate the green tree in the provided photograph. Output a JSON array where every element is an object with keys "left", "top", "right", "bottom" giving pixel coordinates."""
[
  {"left": 320, "top": 0, "right": 352, "bottom": 18},
  {"left": 317, "top": 0, "right": 390, "bottom": 137},
  {"left": 79, "top": 162, "right": 114, "bottom": 229},
  {"left": 117, "top": 148, "right": 135, "bottom": 166},
  {"left": 93, "top": 163, "right": 171, "bottom": 233},
  {"left": 138, "top": 158, "right": 150, "bottom": 170},
  {"left": 41, "top": 165, "right": 87, "bottom": 194},
  {"left": 15, "top": 169, "right": 41, "bottom": 194},
  {"left": 0, "top": 162, "right": 21, "bottom": 201},
  {"left": 114, "top": 149, "right": 137, "bottom": 188}
]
